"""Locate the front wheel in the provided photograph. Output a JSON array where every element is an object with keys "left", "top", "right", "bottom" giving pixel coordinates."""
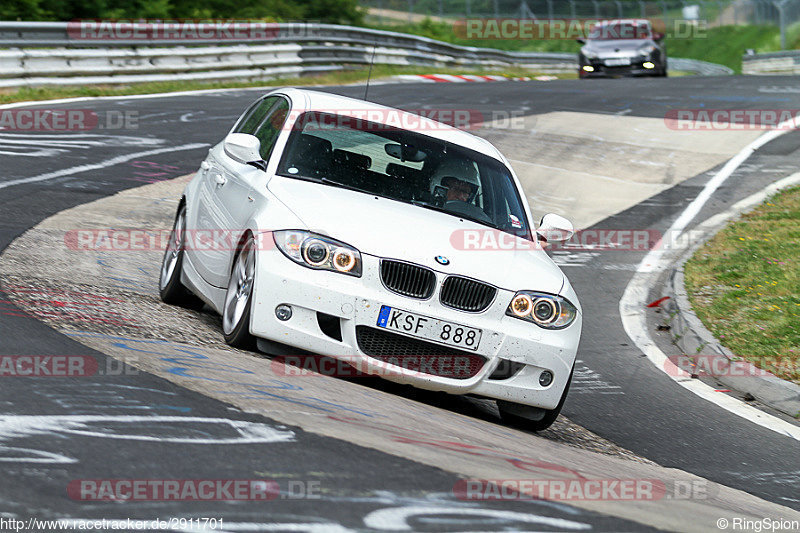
[
  {"left": 222, "top": 235, "right": 258, "bottom": 350},
  {"left": 498, "top": 365, "right": 574, "bottom": 432}
]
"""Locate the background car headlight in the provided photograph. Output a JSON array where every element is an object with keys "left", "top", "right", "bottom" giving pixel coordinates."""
[
  {"left": 638, "top": 44, "right": 656, "bottom": 56},
  {"left": 273, "top": 230, "right": 362, "bottom": 277},
  {"left": 580, "top": 46, "right": 598, "bottom": 59},
  {"left": 506, "top": 291, "right": 577, "bottom": 329}
]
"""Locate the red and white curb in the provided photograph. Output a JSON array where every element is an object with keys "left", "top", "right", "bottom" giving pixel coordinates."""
[{"left": 394, "top": 74, "right": 556, "bottom": 83}]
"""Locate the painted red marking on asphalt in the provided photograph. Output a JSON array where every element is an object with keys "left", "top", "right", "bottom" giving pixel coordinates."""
[
  {"left": 421, "top": 74, "right": 453, "bottom": 83},
  {"left": 646, "top": 296, "right": 671, "bottom": 308}
]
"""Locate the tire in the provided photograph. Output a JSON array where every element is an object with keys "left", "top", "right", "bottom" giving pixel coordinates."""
[
  {"left": 159, "top": 205, "right": 203, "bottom": 309},
  {"left": 222, "top": 234, "right": 258, "bottom": 350},
  {"left": 498, "top": 365, "right": 574, "bottom": 432}
]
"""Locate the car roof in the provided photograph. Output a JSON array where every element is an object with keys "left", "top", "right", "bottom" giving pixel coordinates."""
[{"left": 271, "top": 87, "right": 506, "bottom": 163}]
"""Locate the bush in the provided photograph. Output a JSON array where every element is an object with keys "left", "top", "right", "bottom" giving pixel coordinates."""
[{"left": 0, "top": 0, "right": 363, "bottom": 25}]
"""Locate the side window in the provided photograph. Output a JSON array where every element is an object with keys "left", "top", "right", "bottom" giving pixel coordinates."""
[
  {"left": 254, "top": 98, "right": 290, "bottom": 160},
  {"left": 233, "top": 96, "right": 278, "bottom": 135}
]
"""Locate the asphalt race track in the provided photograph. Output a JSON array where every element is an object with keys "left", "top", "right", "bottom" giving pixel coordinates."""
[{"left": 1, "top": 75, "right": 799, "bottom": 531}]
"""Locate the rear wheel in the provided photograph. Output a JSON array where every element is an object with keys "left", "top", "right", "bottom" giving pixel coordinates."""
[
  {"left": 159, "top": 205, "right": 203, "bottom": 308},
  {"left": 222, "top": 235, "right": 257, "bottom": 350},
  {"left": 498, "top": 365, "right": 574, "bottom": 432}
]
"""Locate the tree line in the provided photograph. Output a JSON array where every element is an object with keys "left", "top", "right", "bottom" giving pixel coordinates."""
[{"left": 2, "top": 0, "right": 363, "bottom": 25}]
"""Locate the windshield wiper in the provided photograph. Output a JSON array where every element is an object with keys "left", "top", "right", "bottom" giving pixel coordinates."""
[
  {"left": 410, "top": 200, "right": 499, "bottom": 229},
  {"left": 319, "top": 177, "right": 375, "bottom": 195}
]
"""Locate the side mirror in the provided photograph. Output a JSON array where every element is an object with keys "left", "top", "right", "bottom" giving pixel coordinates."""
[
  {"left": 223, "top": 133, "right": 265, "bottom": 169},
  {"left": 576, "top": 38, "right": 586, "bottom": 44},
  {"left": 536, "top": 213, "right": 574, "bottom": 243}
]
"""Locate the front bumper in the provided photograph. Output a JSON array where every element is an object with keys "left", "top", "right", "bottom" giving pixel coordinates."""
[
  {"left": 580, "top": 56, "right": 661, "bottom": 77},
  {"left": 250, "top": 246, "right": 582, "bottom": 410}
]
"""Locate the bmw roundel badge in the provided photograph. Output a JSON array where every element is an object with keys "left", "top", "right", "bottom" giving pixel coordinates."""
[{"left": 435, "top": 256, "right": 450, "bottom": 265}]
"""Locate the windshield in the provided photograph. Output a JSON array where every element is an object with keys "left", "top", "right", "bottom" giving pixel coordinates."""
[
  {"left": 276, "top": 112, "right": 530, "bottom": 235},
  {"left": 589, "top": 21, "right": 651, "bottom": 40}
]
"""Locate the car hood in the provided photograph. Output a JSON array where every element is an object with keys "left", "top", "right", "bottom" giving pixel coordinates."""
[
  {"left": 268, "top": 177, "right": 566, "bottom": 294},
  {"left": 585, "top": 39, "right": 652, "bottom": 54}
]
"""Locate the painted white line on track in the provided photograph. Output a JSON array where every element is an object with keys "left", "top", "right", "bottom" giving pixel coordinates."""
[
  {"left": 0, "top": 87, "right": 273, "bottom": 111},
  {"left": 0, "top": 143, "right": 208, "bottom": 191},
  {"left": 620, "top": 115, "right": 800, "bottom": 440}
]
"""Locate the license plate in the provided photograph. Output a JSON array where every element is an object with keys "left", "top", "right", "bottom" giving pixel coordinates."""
[
  {"left": 605, "top": 58, "right": 631, "bottom": 66},
  {"left": 377, "top": 306, "right": 482, "bottom": 351}
]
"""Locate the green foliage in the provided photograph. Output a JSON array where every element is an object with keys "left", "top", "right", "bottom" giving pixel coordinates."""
[
  {"left": 0, "top": 0, "right": 362, "bottom": 24},
  {"left": 667, "top": 24, "right": 783, "bottom": 73}
]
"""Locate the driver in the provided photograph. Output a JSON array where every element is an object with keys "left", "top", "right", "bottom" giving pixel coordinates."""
[
  {"left": 430, "top": 159, "right": 480, "bottom": 203},
  {"left": 441, "top": 176, "right": 477, "bottom": 202}
]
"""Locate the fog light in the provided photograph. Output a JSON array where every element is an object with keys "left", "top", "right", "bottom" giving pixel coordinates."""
[
  {"left": 643, "top": 61, "right": 655, "bottom": 69},
  {"left": 582, "top": 65, "right": 594, "bottom": 72},
  {"left": 539, "top": 370, "right": 553, "bottom": 387},
  {"left": 275, "top": 304, "right": 293, "bottom": 321}
]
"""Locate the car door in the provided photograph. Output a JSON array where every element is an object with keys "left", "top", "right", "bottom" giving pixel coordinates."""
[
  {"left": 190, "top": 96, "right": 286, "bottom": 287},
  {"left": 215, "top": 97, "right": 290, "bottom": 283}
]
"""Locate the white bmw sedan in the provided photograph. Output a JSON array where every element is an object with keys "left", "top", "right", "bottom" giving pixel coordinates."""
[{"left": 160, "top": 88, "right": 581, "bottom": 431}]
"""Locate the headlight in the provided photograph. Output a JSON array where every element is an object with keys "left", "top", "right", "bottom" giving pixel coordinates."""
[
  {"left": 580, "top": 46, "right": 597, "bottom": 59},
  {"left": 273, "top": 230, "right": 362, "bottom": 277},
  {"left": 638, "top": 44, "right": 656, "bottom": 56},
  {"left": 506, "top": 291, "right": 577, "bottom": 329}
]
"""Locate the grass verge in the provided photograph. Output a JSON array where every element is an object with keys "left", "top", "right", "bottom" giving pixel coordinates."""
[
  {"left": 0, "top": 64, "right": 574, "bottom": 105},
  {"left": 684, "top": 186, "right": 800, "bottom": 385}
]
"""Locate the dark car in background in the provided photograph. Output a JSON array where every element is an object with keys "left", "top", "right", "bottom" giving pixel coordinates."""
[{"left": 578, "top": 19, "right": 667, "bottom": 78}]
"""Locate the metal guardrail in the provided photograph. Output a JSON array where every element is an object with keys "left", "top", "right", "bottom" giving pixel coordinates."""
[
  {"left": 742, "top": 49, "right": 800, "bottom": 74},
  {"left": 0, "top": 21, "right": 730, "bottom": 87},
  {"left": 669, "top": 57, "right": 734, "bottom": 75}
]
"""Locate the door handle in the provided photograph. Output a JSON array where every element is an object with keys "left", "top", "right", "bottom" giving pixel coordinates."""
[{"left": 213, "top": 173, "right": 227, "bottom": 186}]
